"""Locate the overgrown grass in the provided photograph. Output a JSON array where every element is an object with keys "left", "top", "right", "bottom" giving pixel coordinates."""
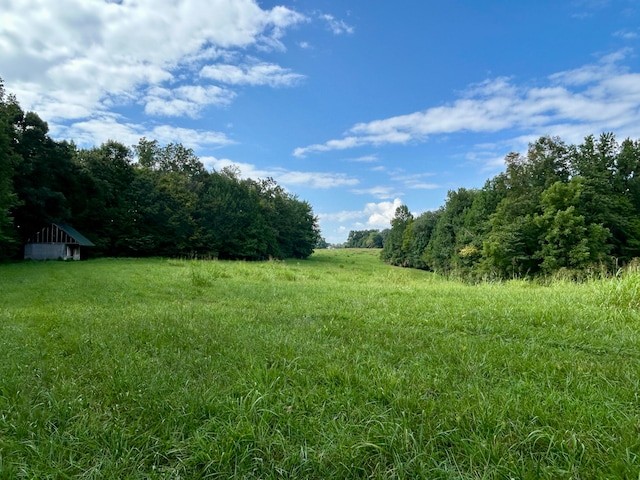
[{"left": 0, "top": 250, "right": 639, "bottom": 478}]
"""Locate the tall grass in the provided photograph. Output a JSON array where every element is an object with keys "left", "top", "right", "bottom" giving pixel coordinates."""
[{"left": 0, "top": 250, "right": 639, "bottom": 478}]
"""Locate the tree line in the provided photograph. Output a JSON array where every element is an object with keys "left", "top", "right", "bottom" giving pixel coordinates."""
[
  {"left": 342, "top": 229, "right": 387, "bottom": 249},
  {"left": 0, "top": 79, "right": 320, "bottom": 261},
  {"left": 378, "top": 134, "right": 640, "bottom": 279}
]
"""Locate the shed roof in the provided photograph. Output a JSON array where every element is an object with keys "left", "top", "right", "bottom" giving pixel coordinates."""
[
  {"left": 26, "top": 223, "right": 95, "bottom": 247},
  {"left": 56, "top": 224, "right": 95, "bottom": 246}
]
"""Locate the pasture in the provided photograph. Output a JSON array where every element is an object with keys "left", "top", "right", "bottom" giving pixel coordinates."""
[{"left": 0, "top": 249, "right": 639, "bottom": 478}]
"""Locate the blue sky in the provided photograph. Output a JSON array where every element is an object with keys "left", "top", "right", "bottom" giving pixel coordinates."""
[{"left": 2, "top": 0, "right": 640, "bottom": 243}]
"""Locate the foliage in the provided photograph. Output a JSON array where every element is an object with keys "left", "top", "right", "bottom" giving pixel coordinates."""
[
  {"left": 0, "top": 80, "right": 320, "bottom": 260},
  {"left": 0, "top": 79, "right": 22, "bottom": 259},
  {"left": 382, "top": 134, "right": 640, "bottom": 279},
  {"left": 1, "top": 250, "right": 639, "bottom": 478},
  {"left": 380, "top": 205, "right": 413, "bottom": 266},
  {"left": 344, "top": 229, "right": 384, "bottom": 248}
]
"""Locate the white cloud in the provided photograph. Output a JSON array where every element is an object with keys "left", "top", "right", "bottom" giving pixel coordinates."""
[
  {"left": 54, "top": 116, "right": 234, "bottom": 150},
  {"left": 548, "top": 49, "right": 629, "bottom": 86},
  {"left": 613, "top": 29, "right": 639, "bottom": 40},
  {"left": 294, "top": 49, "right": 640, "bottom": 157},
  {"left": 390, "top": 172, "right": 440, "bottom": 190},
  {"left": 570, "top": 0, "right": 611, "bottom": 19},
  {"left": 0, "top": 0, "right": 307, "bottom": 145},
  {"left": 351, "top": 186, "right": 398, "bottom": 199},
  {"left": 348, "top": 154, "right": 379, "bottom": 163},
  {"left": 54, "top": 115, "right": 145, "bottom": 148},
  {"left": 320, "top": 14, "right": 355, "bottom": 35},
  {"left": 150, "top": 125, "right": 234, "bottom": 149},
  {"left": 200, "top": 62, "right": 305, "bottom": 87},
  {"left": 277, "top": 171, "right": 359, "bottom": 189},
  {"left": 319, "top": 198, "right": 403, "bottom": 229},
  {"left": 294, "top": 136, "right": 368, "bottom": 157},
  {"left": 364, "top": 199, "right": 404, "bottom": 228},
  {"left": 200, "top": 156, "right": 268, "bottom": 178},
  {"left": 407, "top": 182, "right": 439, "bottom": 190},
  {"left": 200, "top": 156, "right": 359, "bottom": 189},
  {"left": 143, "top": 85, "right": 236, "bottom": 117}
]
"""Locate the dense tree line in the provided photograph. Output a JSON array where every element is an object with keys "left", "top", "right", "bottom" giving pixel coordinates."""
[
  {"left": 343, "top": 229, "right": 386, "bottom": 248},
  {"left": 382, "top": 134, "right": 640, "bottom": 279},
  {"left": 0, "top": 80, "right": 320, "bottom": 261}
]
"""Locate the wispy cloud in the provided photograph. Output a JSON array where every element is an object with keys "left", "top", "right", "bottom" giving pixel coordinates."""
[
  {"left": 200, "top": 62, "right": 305, "bottom": 87},
  {"left": 348, "top": 154, "right": 379, "bottom": 163},
  {"left": 201, "top": 156, "right": 359, "bottom": 189},
  {"left": 613, "top": 29, "right": 639, "bottom": 40},
  {"left": 320, "top": 14, "right": 355, "bottom": 35},
  {"left": 53, "top": 116, "right": 234, "bottom": 150},
  {"left": 143, "top": 85, "right": 236, "bottom": 117},
  {"left": 351, "top": 186, "right": 399, "bottom": 199},
  {"left": 570, "top": 0, "right": 611, "bottom": 18},
  {"left": 294, "top": 50, "right": 640, "bottom": 157}
]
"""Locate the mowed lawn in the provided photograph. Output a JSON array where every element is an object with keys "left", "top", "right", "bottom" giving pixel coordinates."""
[{"left": 0, "top": 249, "right": 639, "bottom": 479}]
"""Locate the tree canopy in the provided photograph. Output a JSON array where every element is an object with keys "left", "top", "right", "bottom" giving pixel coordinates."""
[
  {"left": 0, "top": 80, "right": 320, "bottom": 260},
  {"left": 382, "top": 134, "right": 640, "bottom": 279}
]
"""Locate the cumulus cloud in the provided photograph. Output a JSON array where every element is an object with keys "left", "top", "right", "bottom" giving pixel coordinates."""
[
  {"left": 294, "top": 50, "right": 640, "bottom": 157},
  {"left": 319, "top": 198, "right": 404, "bottom": 229},
  {"left": 0, "top": 0, "right": 307, "bottom": 145},
  {"left": 200, "top": 156, "right": 268, "bottom": 178}
]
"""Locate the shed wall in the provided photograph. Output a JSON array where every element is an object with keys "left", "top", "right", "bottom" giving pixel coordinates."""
[{"left": 25, "top": 243, "right": 66, "bottom": 260}]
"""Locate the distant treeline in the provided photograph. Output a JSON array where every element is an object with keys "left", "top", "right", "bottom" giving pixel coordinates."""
[
  {"left": 342, "top": 229, "right": 388, "bottom": 249},
  {"left": 0, "top": 79, "right": 320, "bottom": 260},
  {"left": 380, "top": 134, "right": 640, "bottom": 279}
]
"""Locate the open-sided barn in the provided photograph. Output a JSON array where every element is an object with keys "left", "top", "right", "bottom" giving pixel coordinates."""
[{"left": 24, "top": 223, "right": 95, "bottom": 261}]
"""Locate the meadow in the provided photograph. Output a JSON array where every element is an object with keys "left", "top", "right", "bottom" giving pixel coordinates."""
[{"left": 0, "top": 249, "right": 639, "bottom": 479}]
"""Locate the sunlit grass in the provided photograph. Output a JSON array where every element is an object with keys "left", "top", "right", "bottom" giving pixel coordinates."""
[{"left": 0, "top": 250, "right": 639, "bottom": 478}]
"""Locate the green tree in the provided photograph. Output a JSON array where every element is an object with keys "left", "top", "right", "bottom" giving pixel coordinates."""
[
  {"left": 75, "top": 141, "right": 137, "bottom": 256},
  {"left": 11, "top": 111, "right": 81, "bottom": 245},
  {"left": 571, "top": 133, "right": 640, "bottom": 262},
  {"left": 194, "top": 169, "right": 320, "bottom": 260},
  {"left": 134, "top": 138, "right": 206, "bottom": 177},
  {"left": 194, "top": 169, "right": 264, "bottom": 259},
  {"left": 130, "top": 139, "right": 208, "bottom": 256},
  {"left": 424, "top": 189, "right": 477, "bottom": 273},
  {"left": 0, "top": 79, "right": 22, "bottom": 258},
  {"left": 345, "top": 229, "right": 382, "bottom": 248},
  {"left": 479, "top": 140, "right": 571, "bottom": 277},
  {"left": 534, "top": 179, "right": 610, "bottom": 272},
  {"left": 381, "top": 205, "right": 412, "bottom": 266},
  {"left": 403, "top": 209, "right": 441, "bottom": 269},
  {"left": 316, "top": 236, "right": 329, "bottom": 249}
]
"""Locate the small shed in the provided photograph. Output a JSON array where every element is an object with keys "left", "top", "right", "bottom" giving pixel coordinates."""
[{"left": 24, "top": 223, "right": 95, "bottom": 260}]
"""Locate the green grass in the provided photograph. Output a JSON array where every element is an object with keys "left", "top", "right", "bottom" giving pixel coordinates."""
[{"left": 0, "top": 249, "right": 639, "bottom": 478}]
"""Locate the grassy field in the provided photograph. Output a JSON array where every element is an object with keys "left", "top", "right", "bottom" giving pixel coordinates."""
[{"left": 0, "top": 249, "right": 639, "bottom": 479}]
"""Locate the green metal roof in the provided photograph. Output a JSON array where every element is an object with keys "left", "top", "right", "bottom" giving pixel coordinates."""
[{"left": 55, "top": 224, "right": 96, "bottom": 246}]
